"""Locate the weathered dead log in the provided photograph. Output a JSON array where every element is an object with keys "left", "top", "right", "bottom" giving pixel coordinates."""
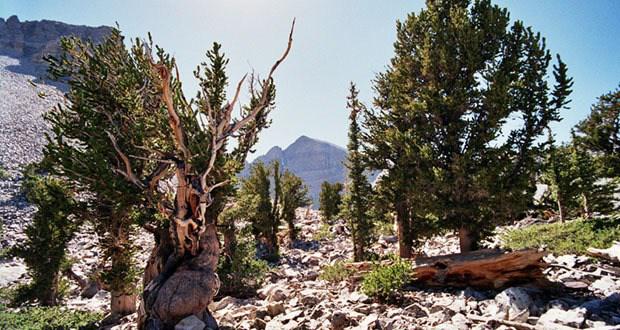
[
  {"left": 587, "top": 242, "right": 620, "bottom": 264},
  {"left": 347, "top": 249, "right": 548, "bottom": 289}
]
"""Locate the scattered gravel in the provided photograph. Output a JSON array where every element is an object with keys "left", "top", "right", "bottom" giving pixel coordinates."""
[{"left": 0, "top": 55, "right": 64, "bottom": 249}]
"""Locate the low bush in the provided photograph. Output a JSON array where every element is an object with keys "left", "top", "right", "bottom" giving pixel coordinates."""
[
  {"left": 361, "top": 258, "right": 411, "bottom": 301},
  {"left": 501, "top": 216, "right": 620, "bottom": 255},
  {"left": 0, "top": 166, "right": 9, "bottom": 180},
  {"left": 217, "top": 232, "right": 269, "bottom": 298},
  {"left": 9, "top": 166, "right": 79, "bottom": 306},
  {"left": 319, "top": 261, "right": 353, "bottom": 283},
  {"left": 312, "top": 223, "right": 334, "bottom": 241},
  {"left": 0, "top": 306, "right": 101, "bottom": 330}
]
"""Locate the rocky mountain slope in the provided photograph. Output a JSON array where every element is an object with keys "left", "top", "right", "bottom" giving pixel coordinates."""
[
  {"left": 243, "top": 136, "right": 349, "bottom": 205},
  {"left": 0, "top": 15, "right": 111, "bottom": 78}
]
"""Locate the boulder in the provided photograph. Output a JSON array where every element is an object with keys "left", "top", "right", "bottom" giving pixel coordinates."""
[
  {"left": 267, "top": 302, "right": 285, "bottom": 317},
  {"left": 494, "top": 287, "right": 534, "bottom": 322},
  {"left": 537, "top": 308, "right": 586, "bottom": 329},
  {"left": 356, "top": 313, "right": 381, "bottom": 330},
  {"left": 590, "top": 276, "right": 620, "bottom": 296},
  {"left": 175, "top": 315, "right": 205, "bottom": 330},
  {"left": 299, "top": 289, "right": 321, "bottom": 306},
  {"left": 330, "top": 311, "right": 350, "bottom": 330}
]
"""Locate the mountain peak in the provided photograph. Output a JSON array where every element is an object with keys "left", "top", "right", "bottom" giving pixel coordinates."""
[{"left": 243, "top": 135, "right": 348, "bottom": 206}]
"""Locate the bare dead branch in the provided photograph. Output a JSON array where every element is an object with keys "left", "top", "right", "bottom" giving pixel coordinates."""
[
  {"left": 105, "top": 131, "right": 144, "bottom": 188},
  {"left": 219, "top": 19, "right": 295, "bottom": 140},
  {"left": 155, "top": 64, "right": 191, "bottom": 161}
]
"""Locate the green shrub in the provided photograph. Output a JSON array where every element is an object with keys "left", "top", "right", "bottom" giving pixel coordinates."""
[
  {"left": 373, "top": 219, "right": 395, "bottom": 237},
  {"left": 502, "top": 216, "right": 620, "bottom": 255},
  {"left": 319, "top": 261, "right": 353, "bottom": 283},
  {"left": 0, "top": 166, "right": 9, "bottom": 180},
  {"left": 0, "top": 306, "right": 101, "bottom": 330},
  {"left": 10, "top": 166, "right": 79, "bottom": 306},
  {"left": 217, "top": 233, "right": 269, "bottom": 298},
  {"left": 361, "top": 258, "right": 411, "bottom": 301},
  {"left": 319, "top": 181, "right": 343, "bottom": 223},
  {"left": 313, "top": 223, "right": 334, "bottom": 241}
]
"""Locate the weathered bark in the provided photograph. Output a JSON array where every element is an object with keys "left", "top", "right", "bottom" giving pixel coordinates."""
[
  {"left": 222, "top": 222, "right": 237, "bottom": 260},
  {"left": 140, "top": 173, "right": 221, "bottom": 329},
  {"left": 347, "top": 249, "right": 548, "bottom": 289},
  {"left": 136, "top": 22, "right": 294, "bottom": 329},
  {"left": 111, "top": 293, "right": 137, "bottom": 315},
  {"left": 557, "top": 196, "right": 566, "bottom": 223},
  {"left": 39, "top": 274, "right": 60, "bottom": 306},
  {"left": 396, "top": 202, "right": 412, "bottom": 258},
  {"left": 458, "top": 226, "right": 480, "bottom": 253},
  {"left": 581, "top": 194, "right": 591, "bottom": 219},
  {"left": 287, "top": 217, "right": 297, "bottom": 243},
  {"left": 587, "top": 242, "right": 620, "bottom": 264}
]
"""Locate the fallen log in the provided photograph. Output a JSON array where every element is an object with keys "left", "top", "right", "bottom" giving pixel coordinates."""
[
  {"left": 587, "top": 241, "right": 620, "bottom": 264},
  {"left": 346, "top": 249, "right": 548, "bottom": 289}
]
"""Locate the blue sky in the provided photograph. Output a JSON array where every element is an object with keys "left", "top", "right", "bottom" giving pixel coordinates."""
[{"left": 2, "top": 1, "right": 619, "bottom": 158}]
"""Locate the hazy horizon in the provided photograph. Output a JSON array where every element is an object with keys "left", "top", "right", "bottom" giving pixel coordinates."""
[{"left": 2, "top": 0, "right": 619, "bottom": 160}]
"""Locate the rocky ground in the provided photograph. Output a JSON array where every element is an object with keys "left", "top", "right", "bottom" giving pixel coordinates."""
[{"left": 1, "top": 54, "right": 619, "bottom": 329}]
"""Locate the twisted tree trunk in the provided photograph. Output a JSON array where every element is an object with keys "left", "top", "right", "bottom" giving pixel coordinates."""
[{"left": 139, "top": 173, "right": 221, "bottom": 329}]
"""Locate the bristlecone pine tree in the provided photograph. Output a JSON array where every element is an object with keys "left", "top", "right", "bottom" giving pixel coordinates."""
[
  {"left": 542, "top": 135, "right": 617, "bottom": 221},
  {"left": 364, "top": 0, "right": 573, "bottom": 254},
  {"left": 573, "top": 85, "right": 620, "bottom": 178},
  {"left": 542, "top": 131, "right": 579, "bottom": 223},
  {"left": 342, "top": 82, "right": 373, "bottom": 261},
  {"left": 280, "top": 169, "right": 311, "bottom": 242},
  {"left": 241, "top": 160, "right": 309, "bottom": 259},
  {"left": 44, "top": 30, "right": 168, "bottom": 315},
  {"left": 319, "top": 181, "right": 344, "bottom": 224},
  {"left": 11, "top": 165, "right": 80, "bottom": 306},
  {"left": 45, "top": 22, "right": 294, "bottom": 328}
]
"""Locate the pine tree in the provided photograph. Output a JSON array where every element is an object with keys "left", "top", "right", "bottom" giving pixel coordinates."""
[
  {"left": 542, "top": 132, "right": 578, "bottom": 222},
  {"left": 44, "top": 23, "right": 294, "bottom": 327},
  {"left": 319, "top": 181, "right": 344, "bottom": 224},
  {"left": 573, "top": 85, "right": 620, "bottom": 177},
  {"left": 280, "top": 169, "right": 311, "bottom": 242},
  {"left": 568, "top": 145, "right": 618, "bottom": 217},
  {"left": 11, "top": 165, "right": 80, "bottom": 306},
  {"left": 342, "top": 82, "right": 373, "bottom": 261},
  {"left": 241, "top": 161, "right": 278, "bottom": 260},
  {"left": 240, "top": 160, "right": 309, "bottom": 259},
  {"left": 44, "top": 30, "right": 167, "bottom": 314},
  {"left": 365, "top": 0, "right": 573, "bottom": 253}
]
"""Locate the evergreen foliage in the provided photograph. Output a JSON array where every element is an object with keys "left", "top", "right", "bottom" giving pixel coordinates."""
[
  {"left": 280, "top": 170, "right": 311, "bottom": 241},
  {"left": 319, "top": 181, "right": 344, "bottom": 223},
  {"left": 0, "top": 305, "right": 101, "bottom": 330},
  {"left": 217, "top": 203, "right": 269, "bottom": 298},
  {"left": 37, "top": 20, "right": 293, "bottom": 325},
  {"left": 342, "top": 83, "right": 374, "bottom": 261},
  {"left": 10, "top": 165, "right": 79, "bottom": 306},
  {"left": 502, "top": 216, "right": 620, "bottom": 255},
  {"left": 573, "top": 85, "right": 620, "bottom": 177},
  {"left": 364, "top": 0, "right": 573, "bottom": 253},
  {"left": 361, "top": 258, "right": 411, "bottom": 301},
  {"left": 240, "top": 160, "right": 309, "bottom": 260},
  {"left": 43, "top": 29, "right": 166, "bottom": 310},
  {"left": 542, "top": 131, "right": 617, "bottom": 221}
]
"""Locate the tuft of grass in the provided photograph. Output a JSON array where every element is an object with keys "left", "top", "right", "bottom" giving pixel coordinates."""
[
  {"left": 0, "top": 306, "right": 101, "bottom": 330},
  {"left": 0, "top": 166, "right": 9, "bottom": 180},
  {"left": 313, "top": 223, "right": 334, "bottom": 241},
  {"left": 502, "top": 216, "right": 620, "bottom": 255},
  {"left": 319, "top": 261, "right": 353, "bottom": 283},
  {"left": 361, "top": 258, "right": 411, "bottom": 301}
]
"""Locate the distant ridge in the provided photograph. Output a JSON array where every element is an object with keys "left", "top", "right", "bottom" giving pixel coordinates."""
[
  {"left": 0, "top": 15, "right": 112, "bottom": 78},
  {"left": 242, "top": 136, "right": 348, "bottom": 206}
]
